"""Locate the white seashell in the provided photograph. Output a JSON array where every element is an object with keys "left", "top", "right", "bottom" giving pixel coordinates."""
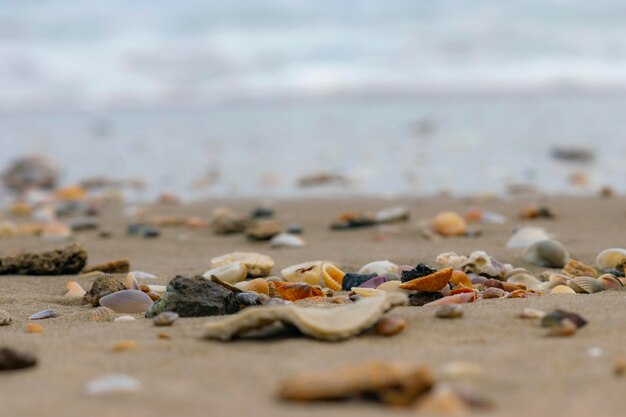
[
  {"left": 128, "top": 271, "right": 158, "bottom": 280},
  {"left": 114, "top": 315, "right": 137, "bottom": 322},
  {"left": 269, "top": 233, "right": 305, "bottom": 248},
  {"left": 85, "top": 374, "right": 141, "bottom": 395},
  {"left": 99, "top": 290, "right": 153, "bottom": 314},
  {"left": 29, "top": 309, "right": 57, "bottom": 320},
  {"left": 506, "top": 227, "right": 550, "bottom": 250},
  {"left": 435, "top": 252, "right": 468, "bottom": 270},
  {"left": 125, "top": 274, "right": 140, "bottom": 290},
  {"left": 373, "top": 206, "right": 409, "bottom": 224},
  {"left": 281, "top": 261, "right": 324, "bottom": 285},
  {"left": 507, "top": 273, "right": 543, "bottom": 291},
  {"left": 146, "top": 285, "right": 166, "bottom": 293},
  {"left": 64, "top": 281, "right": 86, "bottom": 298},
  {"left": 358, "top": 260, "right": 398, "bottom": 276},
  {"left": 522, "top": 240, "right": 569, "bottom": 268},
  {"left": 595, "top": 248, "right": 626, "bottom": 271},
  {"left": 202, "top": 262, "right": 248, "bottom": 284}
]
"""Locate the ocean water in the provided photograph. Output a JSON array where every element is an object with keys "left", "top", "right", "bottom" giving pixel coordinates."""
[{"left": 1, "top": 1, "right": 625, "bottom": 198}]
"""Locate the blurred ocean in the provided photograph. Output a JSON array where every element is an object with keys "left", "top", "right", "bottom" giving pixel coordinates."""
[{"left": 1, "top": 0, "right": 625, "bottom": 198}]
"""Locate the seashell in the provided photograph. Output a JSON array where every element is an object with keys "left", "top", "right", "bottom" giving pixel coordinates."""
[
  {"left": 80, "top": 270, "right": 105, "bottom": 279},
  {"left": 358, "top": 275, "right": 387, "bottom": 289},
  {"left": 209, "top": 252, "right": 274, "bottom": 277},
  {"left": 99, "top": 290, "right": 153, "bottom": 313},
  {"left": 90, "top": 307, "right": 114, "bottom": 322},
  {"left": 202, "top": 261, "right": 248, "bottom": 284},
  {"left": 342, "top": 273, "right": 377, "bottom": 290},
  {"left": 157, "top": 332, "right": 172, "bottom": 340},
  {"left": 503, "top": 267, "right": 529, "bottom": 280},
  {"left": 502, "top": 282, "right": 524, "bottom": 292},
  {"left": 234, "top": 278, "right": 270, "bottom": 295},
  {"left": 506, "top": 273, "right": 542, "bottom": 291},
  {"left": 27, "top": 323, "right": 44, "bottom": 333},
  {"left": 550, "top": 285, "right": 576, "bottom": 295},
  {"left": 29, "top": 309, "right": 57, "bottom": 320},
  {"left": 548, "top": 273, "right": 570, "bottom": 285},
  {"left": 542, "top": 310, "right": 587, "bottom": 328},
  {"left": 277, "top": 361, "right": 433, "bottom": 405},
  {"left": 358, "top": 260, "right": 398, "bottom": 276},
  {"left": 432, "top": 211, "right": 466, "bottom": 236},
  {"left": 246, "top": 219, "right": 282, "bottom": 240},
  {"left": 440, "top": 361, "right": 485, "bottom": 381},
  {"left": 614, "top": 357, "right": 626, "bottom": 376},
  {"left": 424, "top": 292, "right": 475, "bottom": 307},
  {"left": 281, "top": 261, "right": 326, "bottom": 286},
  {"left": 505, "top": 227, "right": 550, "bottom": 249},
  {"left": 435, "top": 252, "right": 468, "bottom": 270},
  {"left": 519, "top": 308, "right": 546, "bottom": 319},
  {"left": 480, "top": 287, "right": 506, "bottom": 299},
  {"left": 203, "top": 293, "right": 408, "bottom": 341},
  {"left": 521, "top": 240, "right": 569, "bottom": 268},
  {"left": 146, "top": 292, "right": 161, "bottom": 301},
  {"left": 153, "top": 312, "right": 179, "bottom": 326},
  {"left": 65, "top": 281, "right": 86, "bottom": 298},
  {"left": 85, "top": 374, "right": 141, "bottom": 395},
  {"left": 374, "top": 316, "right": 406, "bottom": 336},
  {"left": 595, "top": 248, "right": 626, "bottom": 271},
  {"left": 41, "top": 222, "right": 72, "bottom": 240},
  {"left": 467, "top": 251, "right": 511, "bottom": 277},
  {"left": 597, "top": 273, "right": 623, "bottom": 290},
  {"left": 321, "top": 263, "right": 345, "bottom": 291},
  {"left": 536, "top": 281, "right": 559, "bottom": 293},
  {"left": 351, "top": 288, "right": 386, "bottom": 297},
  {"left": 273, "top": 282, "right": 325, "bottom": 301},
  {"left": 146, "top": 285, "right": 166, "bottom": 293},
  {"left": 114, "top": 315, "right": 137, "bottom": 322},
  {"left": 111, "top": 340, "right": 139, "bottom": 352},
  {"left": 0, "top": 309, "right": 13, "bottom": 325},
  {"left": 127, "top": 271, "right": 157, "bottom": 280},
  {"left": 399, "top": 267, "right": 452, "bottom": 292},
  {"left": 269, "top": 233, "right": 305, "bottom": 248},
  {"left": 374, "top": 206, "right": 410, "bottom": 224},
  {"left": 546, "top": 318, "right": 577, "bottom": 337},
  {"left": 562, "top": 259, "right": 598, "bottom": 278},
  {"left": 376, "top": 280, "right": 405, "bottom": 293},
  {"left": 125, "top": 274, "right": 140, "bottom": 290},
  {"left": 568, "top": 277, "right": 604, "bottom": 294},
  {"left": 435, "top": 304, "right": 463, "bottom": 319},
  {"left": 450, "top": 270, "right": 472, "bottom": 289}
]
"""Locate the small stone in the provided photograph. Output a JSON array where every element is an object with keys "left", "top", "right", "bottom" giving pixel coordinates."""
[
  {"left": 614, "top": 357, "right": 626, "bottom": 376},
  {"left": 114, "top": 316, "right": 136, "bottom": 322},
  {"left": 110, "top": 340, "right": 139, "bottom": 352},
  {"left": 374, "top": 316, "right": 406, "bottom": 336},
  {"left": 481, "top": 287, "right": 506, "bottom": 299},
  {"left": 250, "top": 207, "right": 274, "bottom": 219},
  {"left": 546, "top": 318, "right": 577, "bottom": 337},
  {"left": 541, "top": 310, "right": 587, "bottom": 329},
  {"left": 145, "top": 275, "right": 239, "bottom": 318},
  {"left": 210, "top": 207, "right": 248, "bottom": 235},
  {"left": 435, "top": 304, "right": 464, "bottom": 319},
  {"left": 157, "top": 332, "right": 172, "bottom": 340},
  {"left": 330, "top": 212, "right": 376, "bottom": 230},
  {"left": 0, "top": 347, "right": 37, "bottom": 371},
  {"left": 85, "top": 374, "right": 141, "bottom": 395},
  {"left": 246, "top": 219, "right": 282, "bottom": 241},
  {"left": 0, "top": 244, "right": 87, "bottom": 275},
  {"left": 153, "top": 312, "right": 179, "bottom": 327},
  {"left": 26, "top": 323, "right": 44, "bottom": 333},
  {"left": 286, "top": 223, "right": 303, "bottom": 234},
  {"left": 235, "top": 292, "right": 261, "bottom": 306},
  {"left": 519, "top": 308, "right": 546, "bottom": 319},
  {"left": 342, "top": 273, "right": 377, "bottom": 291},
  {"left": 83, "top": 275, "right": 126, "bottom": 307},
  {"left": 127, "top": 223, "right": 160, "bottom": 238},
  {"left": 0, "top": 309, "right": 13, "bottom": 326}
]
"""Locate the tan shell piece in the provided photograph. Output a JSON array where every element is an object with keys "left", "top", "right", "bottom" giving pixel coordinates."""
[
  {"left": 562, "top": 259, "right": 598, "bottom": 278},
  {"left": 351, "top": 288, "right": 386, "bottom": 297},
  {"left": 550, "top": 285, "right": 576, "bottom": 295},
  {"left": 64, "top": 281, "right": 86, "bottom": 298},
  {"left": 235, "top": 278, "right": 270, "bottom": 295},
  {"left": 209, "top": 252, "right": 274, "bottom": 277},
  {"left": 203, "top": 293, "right": 408, "bottom": 341}
]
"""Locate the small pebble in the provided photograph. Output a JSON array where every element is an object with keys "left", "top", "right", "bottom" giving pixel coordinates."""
[
  {"left": 114, "top": 315, "right": 136, "bottom": 323},
  {"left": 110, "top": 340, "right": 139, "bottom": 352},
  {"left": 26, "top": 323, "right": 44, "bottom": 333},
  {"left": 0, "top": 309, "right": 12, "bottom": 326},
  {"left": 435, "top": 304, "right": 464, "bottom": 319},
  {"left": 235, "top": 292, "right": 261, "bottom": 306},
  {"left": 374, "top": 316, "right": 406, "bottom": 336},
  {"left": 587, "top": 347, "right": 603, "bottom": 358},
  {"left": 0, "top": 347, "right": 37, "bottom": 371},
  {"left": 85, "top": 374, "right": 141, "bottom": 395},
  {"left": 153, "top": 312, "right": 179, "bottom": 327},
  {"left": 286, "top": 223, "right": 303, "bottom": 234},
  {"left": 157, "top": 332, "right": 172, "bottom": 340},
  {"left": 520, "top": 308, "right": 546, "bottom": 319},
  {"left": 546, "top": 318, "right": 577, "bottom": 337},
  {"left": 614, "top": 357, "right": 626, "bottom": 376}
]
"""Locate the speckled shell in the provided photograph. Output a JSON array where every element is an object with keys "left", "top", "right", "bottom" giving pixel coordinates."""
[
  {"left": 235, "top": 278, "right": 270, "bottom": 295},
  {"left": 322, "top": 264, "right": 345, "bottom": 291},
  {"left": 0, "top": 309, "right": 13, "bottom": 326},
  {"left": 550, "top": 285, "right": 576, "bottom": 295},
  {"left": 399, "top": 267, "right": 453, "bottom": 292}
]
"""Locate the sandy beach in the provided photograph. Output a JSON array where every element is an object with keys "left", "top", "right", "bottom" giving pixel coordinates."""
[{"left": 1, "top": 196, "right": 625, "bottom": 417}]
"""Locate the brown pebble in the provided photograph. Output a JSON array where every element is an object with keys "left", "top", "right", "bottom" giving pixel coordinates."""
[
  {"left": 547, "top": 318, "right": 577, "bottom": 337},
  {"left": 374, "top": 316, "right": 406, "bottom": 336},
  {"left": 614, "top": 357, "right": 626, "bottom": 376},
  {"left": 26, "top": 323, "right": 44, "bottom": 333},
  {"left": 110, "top": 340, "right": 139, "bottom": 352},
  {"left": 157, "top": 332, "right": 172, "bottom": 340},
  {"left": 140, "top": 285, "right": 150, "bottom": 292},
  {"left": 435, "top": 304, "right": 464, "bottom": 319},
  {"left": 0, "top": 347, "right": 37, "bottom": 371}
]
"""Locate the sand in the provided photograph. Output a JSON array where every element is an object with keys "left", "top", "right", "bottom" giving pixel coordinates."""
[{"left": 1, "top": 197, "right": 626, "bottom": 417}]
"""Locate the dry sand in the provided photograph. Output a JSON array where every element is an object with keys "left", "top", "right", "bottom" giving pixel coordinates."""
[{"left": 1, "top": 197, "right": 626, "bottom": 417}]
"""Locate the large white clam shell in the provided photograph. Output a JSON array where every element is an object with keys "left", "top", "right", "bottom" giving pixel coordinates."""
[
  {"left": 281, "top": 261, "right": 324, "bottom": 285},
  {"left": 202, "top": 262, "right": 248, "bottom": 284},
  {"left": 99, "top": 290, "right": 153, "bottom": 314},
  {"left": 358, "top": 260, "right": 398, "bottom": 276},
  {"left": 506, "top": 227, "right": 550, "bottom": 250},
  {"left": 595, "top": 248, "right": 626, "bottom": 271}
]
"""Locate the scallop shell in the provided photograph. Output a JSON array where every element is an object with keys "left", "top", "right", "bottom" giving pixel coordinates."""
[
  {"left": 202, "top": 262, "right": 248, "bottom": 284},
  {"left": 507, "top": 273, "right": 542, "bottom": 291},
  {"left": 358, "top": 260, "right": 398, "bottom": 276},
  {"left": 269, "top": 233, "right": 305, "bottom": 248},
  {"left": 568, "top": 277, "right": 604, "bottom": 294},
  {"left": 235, "top": 278, "right": 270, "bottom": 295},
  {"left": 0, "top": 309, "right": 13, "bottom": 326},
  {"left": 203, "top": 293, "right": 408, "bottom": 341},
  {"left": 506, "top": 227, "right": 550, "bottom": 249},
  {"left": 550, "top": 285, "right": 576, "bottom": 295},
  {"left": 65, "top": 281, "right": 86, "bottom": 298},
  {"left": 595, "top": 248, "right": 626, "bottom": 271},
  {"left": 209, "top": 252, "right": 274, "bottom": 277},
  {"left": 273, "top": 282, "right": 325, "bottom": 301},
  {"left": 90, "top": 306, "right": 115, "bottom": 322},
  {"left": 597, "top": 274, "right": 623, "bottom": 290},
  {"left": 322, "top": 263, "right": 345, "bottom": 291},
  {"left": 351, "top": 288, "right": 386, "bottom": 297},
  {"left": 29, "top": 309, "right": 57, "bottom": 320},
  {"left": 281, "top": 261, "right": 324, "bottom": 285},
  {"left": 521, "top": 240, "right": 569, "bottom": 268},
  {"left": 99, "top": 290, "right": 153, "bottom": 313},
  {"left": 399, "top": 267, "right": 452, "bottom": 292}
]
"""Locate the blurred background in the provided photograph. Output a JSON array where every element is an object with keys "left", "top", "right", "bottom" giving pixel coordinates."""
[{"left": 1, "top": 0, "right": 625, "bottom": 200}]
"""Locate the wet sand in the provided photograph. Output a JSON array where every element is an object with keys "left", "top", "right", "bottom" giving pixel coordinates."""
[{"left": 1, "top": 197, "right": 626, "bottom": 417}]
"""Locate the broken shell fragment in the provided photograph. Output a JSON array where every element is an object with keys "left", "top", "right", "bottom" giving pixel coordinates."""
[
  {"left": 202, "top": 262, "right": 248, "bottom": 284},
  {"left": 562, "top": 259, "right": 598, "bottom": 278},
  {"left": 598, "top": 274, "right": 623, "bottom": 290},
  {"left": 281, "top": 261, "right": 324, "bottom": 285},
  {"left": 399, "top": 267, "right": 452, "bottom": 292},
  {"left": 209, "top": 252, "right": 274, "bottom": 277},
  {"left": 424, "top": 292, "right": 474, "bottom": 307},
  {"left": 273, "top": 282, "right": 325, "bottom": 301},
  {"left": 65, "top": 281, "right": 86, "bottom": 298},
  {"left": 546, "top": 318, "right": 577, "bottom": 337},
  {"left": 507, "top": 273, "right": 542, "bottom": 291},
  {"left": 99, "top": 290, "right": 153, "bottom": 314},
  {"left": 374, "top": 316, "right": 406, "bottom": 336},
  {"left": 29, "top": 309, "right": 57, "bottom": 320},
  {"left": 153, "top": 312, "right": 179, "bottom": 326},
  {"left": 90, "top": 307, "right": 115, "bottom": 322},
  {"left": 519, "top": 307, "right": 546, "bottom": 319},
  {"left": 85, "top": 374, "right": 141, "bottom": 395},
  {"left": 0, "top": 309, "right": 13, "bottom": 326},
  {"left": 351, "top": 288, "right": 386, "bottom": 297}
]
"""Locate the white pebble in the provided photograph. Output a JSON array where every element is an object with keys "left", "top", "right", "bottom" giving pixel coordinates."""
[{"left": 86, "top": 374, "right": 141, "bottom": 395}]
